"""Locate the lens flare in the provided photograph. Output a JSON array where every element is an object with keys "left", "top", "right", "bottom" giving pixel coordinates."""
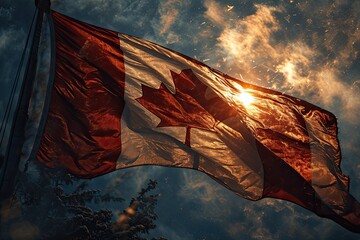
[
  {"left": 237, "top": 91, "right": 254, "bottom": 107},
  {"left": 231, "top": 82, "right": 255, "bottom": 108}
]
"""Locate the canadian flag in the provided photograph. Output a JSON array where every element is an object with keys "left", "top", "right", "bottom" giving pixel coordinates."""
[{"left": 36, "top": 11, "right": 359, "bottom": 232}]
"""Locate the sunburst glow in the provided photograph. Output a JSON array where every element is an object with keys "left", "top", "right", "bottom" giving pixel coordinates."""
[{"left": 237, "top": 92, "right": 254, "bottom": 107}]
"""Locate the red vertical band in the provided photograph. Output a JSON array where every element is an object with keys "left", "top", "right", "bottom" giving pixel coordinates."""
[{"left": 36, "top": 12, "right": 125, "bottom": 177}]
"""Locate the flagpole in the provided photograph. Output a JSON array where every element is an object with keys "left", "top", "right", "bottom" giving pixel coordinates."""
[{"left": 0, "top": 0, "right": 51, "bottom": 202}]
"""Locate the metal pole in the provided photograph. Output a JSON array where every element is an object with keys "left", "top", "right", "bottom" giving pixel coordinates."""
[{"left": 0, "top": 0, "right": 51, "bottom": 201}]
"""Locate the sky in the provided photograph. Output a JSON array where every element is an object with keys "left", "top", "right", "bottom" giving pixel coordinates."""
[{"left": 0, "top": 0, "right": 360, "bottom": 239}]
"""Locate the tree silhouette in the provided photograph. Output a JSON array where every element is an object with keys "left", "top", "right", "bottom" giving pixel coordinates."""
[{"left": 1, "top": 163, "right": 166, "bottom": 240}]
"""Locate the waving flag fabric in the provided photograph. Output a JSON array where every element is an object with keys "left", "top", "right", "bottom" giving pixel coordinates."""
[{"left": 36, "top": 11, "right": 360, "bottom": 232}]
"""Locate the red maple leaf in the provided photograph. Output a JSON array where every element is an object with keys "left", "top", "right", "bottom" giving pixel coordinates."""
[{"left": 136, "top": 69, "right": 237, "bottom": 147}]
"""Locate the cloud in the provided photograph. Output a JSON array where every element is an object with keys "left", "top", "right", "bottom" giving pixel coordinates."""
[
  {"left": 152, "top": 0, "right": 190, "bottom": 45},
  {"left": 177, "top": 170, "right": 321, "bottom": 239},
  {"left": 52, "top": 0, "right": 156, "bottom": 31},
  {"left": 204, "top": 0, "right": 225, "bottom": 26},
  {"left": 202, "top": 1, "right": 282, "bottom": 84},
  {"left": 55, "top": 0, "right": 112, "bottom": 13},
  {"left": 104, "top": 166, "right": 166, "bottom": 196},
  {"left": 0, "top": 26, "right": 26, "bottom": 83},
  {"left": 225, "top": 198, "right": 337, "bottom": 239},
  {"left": 156, "top": 223, "right": 195, "bottom": 240},
  {"left": 179, "top": 171, "right": 227, "bottom": 204},
  {"left": 227, "top": 222, "right": 246, "bottom": 237},
  {"left": 315, "top": 70, "right": 360, "bottom": 121},
  {"left": 0, "top": 27, "right": 20, "bottom": 50},
  {"left": 0, "top": 25, "right": 27, "bottom": 147},
  {"left": 202, "top": 1, "right": 360, "bottom": 124},
  {"left": 0, "top": 7, "right": 13, "bottom": 19},
  {"left": 218, "top": 4, "right": 281, "bottom": 62},
  {"left": 250, "top": 227, "right": 273, "bottom": 240},
  {"left": 297, "top": 1, "right": 360, "bottom": 69},
  {"left": 205, "top": 2, "right": 281, "bottom": 61},
  {"left": 158, "top": 0, "right": 182, "bottom": 34},
  {"left": 178, "top": 171, "right": 236, "bottom": 221}
]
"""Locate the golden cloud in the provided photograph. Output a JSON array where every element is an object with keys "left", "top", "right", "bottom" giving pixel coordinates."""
[
  {"left": 159, "top": 0, "right": 182, "bottom": 34},
  {"left": 157, "top": 0, "right": 189, "bottom": 44},
  {"left": 203, "top": 1, "right": 360, "bottom": 124},
  {"left": 204, "top": 0, "right": 226, "bottom": 25}
]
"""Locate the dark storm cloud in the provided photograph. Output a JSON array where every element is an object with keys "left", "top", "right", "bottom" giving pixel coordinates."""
[
  {"left": 0, "top": 27, "right": 26, "bottom": 82},
  {"left": 0, "top": 6, "right": 13, "bottom": 19},
  {"left": 52, "top": 0, "right": 159, "bottom": 36}
]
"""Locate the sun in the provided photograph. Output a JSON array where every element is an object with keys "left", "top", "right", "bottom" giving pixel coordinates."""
[
  {"left": 237, "top": 91, "right": 254, "bottom": 107},
  {"left": 231, "top": 82, "right": 255, "bottom": 108}
]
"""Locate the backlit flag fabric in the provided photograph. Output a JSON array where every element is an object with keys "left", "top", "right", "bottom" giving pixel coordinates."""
[{"left": 36, "top": 11, "right": 359, "bottom": 232}]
